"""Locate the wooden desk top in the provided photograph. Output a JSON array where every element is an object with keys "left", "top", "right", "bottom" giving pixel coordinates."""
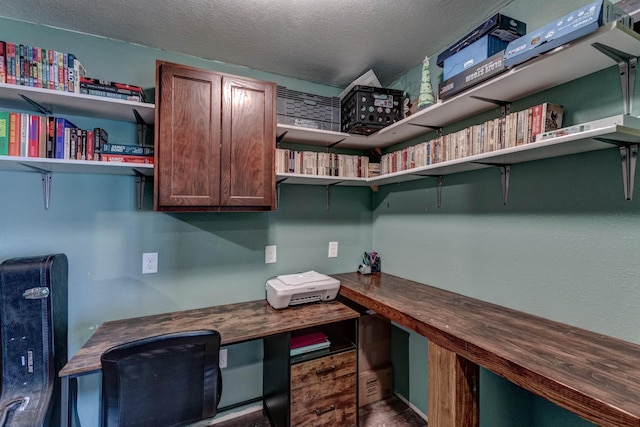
[
  {"left": 59, "top": 299, "right": 358, "bottom": 378},
  {"left": 335, "top": 272, "right": 640, "bottom": 427}
]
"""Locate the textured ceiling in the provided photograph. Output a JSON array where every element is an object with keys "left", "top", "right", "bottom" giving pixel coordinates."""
[{"left": 0, "top": 0, "right": 514, "bottom": 88}]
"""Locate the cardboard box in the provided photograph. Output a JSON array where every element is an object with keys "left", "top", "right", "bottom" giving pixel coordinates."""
[
  {"left": 437, "top": 13, "right": 527, "bottom": 67},
  {"left": 443, "top": 35, "right": 509, "bottom": 80},
  {"left": 504, "top": 0, "right": 632, "bottom": 68},
  {"left": 358, "top": 366, "right": 394, "bottom": 407},
  {"left": 438, "top": 51, "right": 506, "bottom": 100}
]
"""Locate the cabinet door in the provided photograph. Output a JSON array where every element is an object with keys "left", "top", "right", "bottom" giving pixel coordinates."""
[
  {"left": 155, "top": 62, "right": 222, "bottom": 210},
  {"left": 221, "top": 76, "right": 275, "bottom": 209}
]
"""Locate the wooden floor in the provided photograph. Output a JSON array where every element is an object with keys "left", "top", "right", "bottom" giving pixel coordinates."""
[{"left": 212, "top": 395, "right": 427, "bottom": 427}]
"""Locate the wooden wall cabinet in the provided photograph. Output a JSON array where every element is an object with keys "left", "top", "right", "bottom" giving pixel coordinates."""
[{"left": 154, "top": 61, "right": 276, "bottom": 212}]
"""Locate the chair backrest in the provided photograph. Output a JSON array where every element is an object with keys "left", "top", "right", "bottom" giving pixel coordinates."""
[{"left": 100, "top": 330, "right": 222, "bottom": 427}]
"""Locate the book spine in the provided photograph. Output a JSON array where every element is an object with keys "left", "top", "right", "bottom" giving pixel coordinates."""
[
  {"left": 8, "top": 112, "right": 19, "bottom": 156},
  {"left": 39, "top": 115, "right": 47, "bottom": 158},
  {"left": 100, "top": 153, "right": 154, "bottom": 164},
  {"left": 48, "top": 49, "right": 55, "bottom": 90},
  {"left": 80, "top": 87, "right": 144, "bottom": 101},
  {"left": 46, "top": 116, "right": 55, "bottom": 158},
  {"left": 28, "top": 114, "right": 39, "bottom": 157},
  {"left": 55, "top": 118, "right": 64, "bottom": 158},
  {"left": 20, "top": 113, "right": 29, "bottom": 156},
  {"left": 0, "top": 41, "right": 5, "bottom": 84},
  {"left": 101, "top": 143, "right": 154, "bottom": 156},
  {"left": 0, "top": 111, "right": 8, "bottom": 155},
  {"left": 67, "top": 53, "right": 76, "bottom": 93},
  {"left": 57, "top": 51, "right": 64, "bottom": 91},
  {"left": 6, "top": 42, "right": 16, "bottom": 85},
  {"left": 86, "top": 129, "right": 94, "bottom": 160},
  {"left": 66, "top": 127, "right": 76, "bottom": 159}
]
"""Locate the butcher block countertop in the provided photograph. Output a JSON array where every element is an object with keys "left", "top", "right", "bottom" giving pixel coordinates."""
[{"left": 334, "top": 272, "right": 640, "bottom": 427}]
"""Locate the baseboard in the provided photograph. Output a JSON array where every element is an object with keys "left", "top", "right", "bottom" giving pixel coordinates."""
[{"left": 393, "top": 391, "right": 428, "bottom": 422}]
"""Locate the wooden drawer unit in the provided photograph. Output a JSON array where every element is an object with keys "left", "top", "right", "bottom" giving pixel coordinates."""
[{"left": 290, "top": 350, "right": 357, "bottom": 427}]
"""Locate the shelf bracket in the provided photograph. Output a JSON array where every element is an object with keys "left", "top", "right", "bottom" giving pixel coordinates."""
[
  {"left": 18, "top": 93, "right": 52, "bottom": 116},
  {"left": 470, "top": 96, "right": 511, "bottom": 116},
  {"left": 500, "top": 165, "right": 511, "bottom": 205},
  {"left": 133, "top": 109, "right": 147, "bottom": 147},
  {"left": 592, "top": 42, "right": 637, "bottom": 116},
  {"left": 436, "top": 175, "right": 443, "bottom": 208},
  {"left": 275, "top": 178, "right": 288, "bottom": 211},
  {"left": 472, "top": 162, "right": 511, "bottom": 205},
  {"left": 276, "top": 130, "right": 289, "bottom": 147},
  {"left": 408, "top": 123, "right": 444, "bottom": 136},
  {"left": 327, "top": 138, "right": 346, "bottom": 150},
  {"left": 20, "top": 163, "right": 53, "bottom": 209},
  {"left": 135, "top": 171, "right": 146, "bottom": 210},
  {"left": 595, "top": 137, "right": 638, "bottom": 200},
  {"left": 325, "top": 181, "right": 344, "bottom": 211}
]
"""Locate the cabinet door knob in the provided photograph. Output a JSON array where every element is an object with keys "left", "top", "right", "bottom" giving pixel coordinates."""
[
  {"left": 315, "top": 405, "right": 336, "bottom": 416},
  {"left": 315, "top": 365, "right": 336, "bottom": 375}
]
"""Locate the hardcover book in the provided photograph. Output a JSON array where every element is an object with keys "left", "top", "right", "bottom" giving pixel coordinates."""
[
  {"left": 99, "top": 154, "right": 154, "bottom": 164},
  {"left": 101, "top": 143, "right": 154, "bottom": 156},
  {"left": 0, "top": 111, "right": 8, "bottom": 155},
  {"left": 8, "top": 112, "right": 19, "bottom": 156}
]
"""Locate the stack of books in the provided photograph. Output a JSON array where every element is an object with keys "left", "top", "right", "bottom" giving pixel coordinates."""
[
  {"left": 100, "top": 143, "right": 154, "bottom": 164},
  {"left": 290, "top": 332, "right": 330, "bottom": 356},
  {"left": 80, "top": 76, "right": 146, "bottom": 102}
]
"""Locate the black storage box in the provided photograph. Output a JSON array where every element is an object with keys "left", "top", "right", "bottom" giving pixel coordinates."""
[
  {"left": 341, "top": 86, "right": 404, "bottom": 135},
  {"left": 436, "top": 13, "right": 526, "bottom": 67},
  {"left": 276, "top": 86, "right": 341, "bottom": 132}
]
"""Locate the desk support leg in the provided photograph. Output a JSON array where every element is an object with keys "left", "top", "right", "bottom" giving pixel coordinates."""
[
  {"left": 428, "top": 342, "right": 479, "bottom": 427},
  {"left": 61, "top": 376, "right": 69, "bottom": 427}
]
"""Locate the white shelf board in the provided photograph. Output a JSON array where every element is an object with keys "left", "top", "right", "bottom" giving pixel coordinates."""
[
  {"left": 277, "top": 22, "right": 640, "bottom": 150},
  {"left": 276, "top": 172, "right": 370, "bottom": 186},
  {"left": 0, "top": 156, "right": 154, "bottom": 176},
  {"left": 0, "top": 83, "right": 155, "bottom": 124}
]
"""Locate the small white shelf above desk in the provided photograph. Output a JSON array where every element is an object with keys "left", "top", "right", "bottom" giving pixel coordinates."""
[{"left": 276, "top": 22, "right": 640, "bottom": 150}]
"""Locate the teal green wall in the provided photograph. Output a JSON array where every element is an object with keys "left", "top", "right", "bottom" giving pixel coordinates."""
[
  {"left": 0, "top": 17, "right": 371, "bottom": 426},
  {"left": 1, "top": 0, "right": 638, "bottom": 425},
  {"left": 379, "top": 1, "right": 638, "bottom": 425}
]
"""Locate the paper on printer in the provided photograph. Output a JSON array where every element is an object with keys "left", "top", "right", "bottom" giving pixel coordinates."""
[{"left": 266, "top": 271, "right": 340, "bottom": 309}]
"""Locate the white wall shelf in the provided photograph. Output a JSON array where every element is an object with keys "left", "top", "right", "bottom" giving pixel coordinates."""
[
  {"left": 278, "top": 118, "right": 640, "bottom": 204},
  {"left": 276, "top": 22, "right": 640, "bottom": 150},
  {"left": 0, "top": 84, "right": 155, "bottom": 209},
  {"left": 0, "top": 83, "right": 155, "bottom": 123}
]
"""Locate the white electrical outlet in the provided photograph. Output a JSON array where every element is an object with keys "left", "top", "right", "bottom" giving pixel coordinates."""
[
  {"left": 142, "top": 252, "right": 158, "bottom": 274},
  {"left": 219, "top": 348, "right": 228, "bottom": 369},
  {"left": 328, "top": 241, "right": 338, "bottom": 258},
  {"left": 265, "top": 245, "right": 277, "bottom": 264}
]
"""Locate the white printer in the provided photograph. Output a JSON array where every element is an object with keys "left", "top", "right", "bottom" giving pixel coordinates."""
[{"left": 265, "top": 271, "right": 340, "bottom": 309}]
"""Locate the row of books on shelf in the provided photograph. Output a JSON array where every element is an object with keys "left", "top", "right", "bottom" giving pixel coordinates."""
[
  {"left": 0, "top": 111, "right": 154, "bottom": 164},
  {"left": 0, "top": 41, "right": 85, "bottom": 92},
  {"left": 0, "top": 40, "right": 147, "bottom": 102},
  {"left": 380, "top": 103, "right": 564, "bottom": 174},
  {"left": 275, "top": 148, "right": 372, "bottom": 178}
]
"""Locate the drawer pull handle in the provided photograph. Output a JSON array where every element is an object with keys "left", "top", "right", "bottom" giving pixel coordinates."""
[
  {"left": 315, "top": 405, "right": 336, "bottom": 416},
  {"left": 315, "top": 365, "right": 336, "bottom": 375}
]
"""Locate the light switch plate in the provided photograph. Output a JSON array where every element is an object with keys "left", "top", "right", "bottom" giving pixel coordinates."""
[
  {"left": 265, "top": 245, "right": 277, "bottom": 264},
  {"left": 328, "top": 242, "right": 338, "bottom": 258}
]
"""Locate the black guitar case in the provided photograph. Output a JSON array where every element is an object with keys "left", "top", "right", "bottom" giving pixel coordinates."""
[{"left": 0, "top": 254, "right": 68, "bottom": 427}]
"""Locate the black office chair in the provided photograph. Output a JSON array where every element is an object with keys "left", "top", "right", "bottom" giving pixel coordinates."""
[{"left": 100, "top": 330, "right": 223, "bottom": 427}]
